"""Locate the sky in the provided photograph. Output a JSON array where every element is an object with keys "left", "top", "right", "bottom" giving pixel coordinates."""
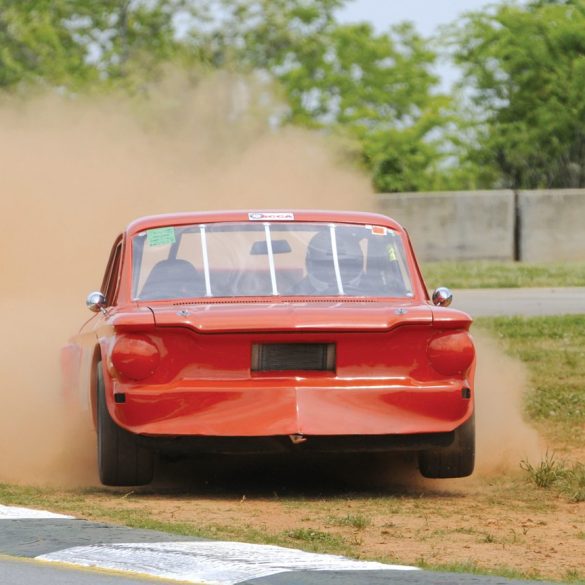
[{"left": 337, "top": 0, "right": 495, "bottom": 36}]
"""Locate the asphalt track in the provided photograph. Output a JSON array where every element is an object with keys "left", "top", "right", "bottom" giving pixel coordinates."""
[
  {"left": 1, "top": 288, "right": 583, "bottom": 585},
  {"left": 454, "top": 287, "right": 584, "bottom": 317},
  {"left": 0, "top": 508, "right": 552, "bottom": 585}
]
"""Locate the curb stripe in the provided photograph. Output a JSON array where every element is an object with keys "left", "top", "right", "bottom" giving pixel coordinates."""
[
  {"left": 37, "top": 541, "right": 419, "bottom": 584},
  {"left": 0, "top": 505, "right": 74, "bottom": 520}
]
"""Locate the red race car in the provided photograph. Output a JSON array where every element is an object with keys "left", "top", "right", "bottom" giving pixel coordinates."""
[{"left": 62, "top": 210, "right": 476, "bottom": 486}]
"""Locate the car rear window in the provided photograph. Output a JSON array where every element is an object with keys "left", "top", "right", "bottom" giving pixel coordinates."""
[{"left": 132, "top": 222, "right": 413, "bottom": 300}]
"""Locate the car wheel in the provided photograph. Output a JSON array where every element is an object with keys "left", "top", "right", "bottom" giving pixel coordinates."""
[
  {"left": 97, "top": 363, "right": 154, "bottom": 486},
  {"left": 419, "top": 414, "right": 475, "bottom": 479}
]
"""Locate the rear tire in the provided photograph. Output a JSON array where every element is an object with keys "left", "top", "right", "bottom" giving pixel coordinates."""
[
  {"left": 419, "top": 414, "right": 475, "bottom": 479},
  {"left": 97, "top": 363, "right": 154, "bottom": 486}
]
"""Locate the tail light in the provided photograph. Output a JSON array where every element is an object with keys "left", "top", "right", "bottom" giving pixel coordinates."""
[
  {"left": 110, "top": 334, "right": 160, "bottom": 380},
  {"left": 428, "top": 331, "right": 475, "bottom": 376}
]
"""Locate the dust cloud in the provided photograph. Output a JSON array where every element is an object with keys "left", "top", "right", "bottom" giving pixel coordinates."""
[
  {"left": 0, "top": 76, "right": 543, "bottom": 488},
  {"left": 473, "top": 331, "right": 544, "bottom": 475},
  {"left": 0, "top": 77, "right": 374, "bottom": 486}
]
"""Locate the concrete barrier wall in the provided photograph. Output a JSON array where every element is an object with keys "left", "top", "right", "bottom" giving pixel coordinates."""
[
  {"left": 518, "top": 189, "right": 585, "bottom": 262},
  {"left": 377, "top": 190, "right": 515, "bottom": 262},
  {"left": 377, "top": 188, "right": 585, "bottom": 262}
]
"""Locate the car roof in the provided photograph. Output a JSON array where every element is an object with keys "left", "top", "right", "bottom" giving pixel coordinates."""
[{"left": 125, "top": 210, "right": 405, "bottom": 236}]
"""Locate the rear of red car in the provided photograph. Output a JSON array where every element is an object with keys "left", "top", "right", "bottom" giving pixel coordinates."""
[{"left": 82, "top": 211, "right": 475, "bottom": 486}]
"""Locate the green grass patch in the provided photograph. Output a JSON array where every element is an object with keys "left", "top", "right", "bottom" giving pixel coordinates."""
[
  {"left": 0, "top": 483, "right": 87, "bottom": 512},
  {"left": 414, "top": 559, "right": 544, "bottom": 581},
  {"left": 478, "top": 315, "right": 585, "bottom": 503},
  {"left": 421, "top": 556, "right": 585, "bottom": 583},
  {"left": 521, "top": 455, "right": 585, "bottom": 502},
  {"left": 328, "top": 513, "right": 371, "bottom": 529},
  {"left": 422, "top": 260, "right": 585, "bottom": 290},
  {"left": 280, "top": 528, "right": 345, "bottom": 550},
  {"left": 563, "top": 570, "right": 585, "bottom": 584},
  {"left": 477, "top": 315, "right": 585, "bottom": 435},
  {"left": 416, "top": 558, "right": 585, "bottom": 585}
]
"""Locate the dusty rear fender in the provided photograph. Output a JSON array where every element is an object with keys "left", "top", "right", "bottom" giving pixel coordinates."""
[{"left": 93, "top": 309, "right": 155, "bottom": 428}]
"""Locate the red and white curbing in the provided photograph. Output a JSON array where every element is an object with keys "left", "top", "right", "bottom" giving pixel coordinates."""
[{"left": 2, "top": 505, "right": 419, "bottom": 584}]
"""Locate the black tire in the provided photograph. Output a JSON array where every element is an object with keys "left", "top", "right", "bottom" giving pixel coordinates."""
[
  {"left": 97, "top": 363, "right": 154, "bottom": 486},
  {"left": 419, "top": 414, "right": 475, "bottom": 479}
]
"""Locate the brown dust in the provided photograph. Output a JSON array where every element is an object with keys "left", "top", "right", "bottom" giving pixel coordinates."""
[{"left": 0, "top": 85, "right": 543, "bottom": 488}]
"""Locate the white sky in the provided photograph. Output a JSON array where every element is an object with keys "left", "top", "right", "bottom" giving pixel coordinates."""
[{"left": 337, "top": 0, "right": 495, "bottom": 36}]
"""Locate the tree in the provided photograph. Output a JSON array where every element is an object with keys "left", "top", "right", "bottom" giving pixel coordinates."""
[
  {"left": 448, "top": 0, "right": 585, "bottom": 189},
  {"left": 0, "top": 0, "right": 94, "bottom": 89},
  {"left": 67, "top": 0, "right": 202, "bottom": 85},
  {"left": 0, "top": 0, "right": 202, "bottom": 91},
  {"left": 198, "top": 2, "right": 451, "bottom": 191},
  {"left": 0, "top": 0, "right": 454, "bottom": 192}
]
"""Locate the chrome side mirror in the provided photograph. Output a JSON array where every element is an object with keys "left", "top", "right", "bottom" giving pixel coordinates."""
[
  {"left": 432, "top": 287, "right": 453, "bottom": 307},
  {"left": 86, "top": 291, "right": 107, "bottom": 313}
]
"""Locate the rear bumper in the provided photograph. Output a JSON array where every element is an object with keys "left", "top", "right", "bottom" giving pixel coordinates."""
[
  {"left": 137, "top": 431, "right": 456, "bottom": 456},
  {"left": 109, "top": 377, "right": 474, "bottom": 437}
]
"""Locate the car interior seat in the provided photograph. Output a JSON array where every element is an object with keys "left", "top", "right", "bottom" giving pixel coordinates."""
[{"left": 139, "top": 258, "right": 205, "bottom": 300}]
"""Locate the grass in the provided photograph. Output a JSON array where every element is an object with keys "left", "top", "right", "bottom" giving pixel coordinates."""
[
  {"left": 416, "top": 562, "right": 585, "bottom": 584},
  {"left": 328, "top": 513, "right": 371, "bottom": 529},
  {"left": 521, "top": 455, "right": 585, "bottom": 502},
  {"left": 477, "top": 315, "right": 585, "bottom": 438},
  {"left": 421, "top": 260, "right": 585, "bottom": 290},
  {"left": 520, "top": 451, "right": 567, "bottom": 488},
  {"left": 281, "top": 528, "right": 345, "bottom": 549},
  {"left": 477, "top": 315, "right": 585, "bottom": 503},
  {"left": 415, "top": 559, "right": 544, "bottom": 582}
]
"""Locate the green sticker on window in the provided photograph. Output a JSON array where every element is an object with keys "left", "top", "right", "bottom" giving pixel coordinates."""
[
  {"left": 147, "top": 227, "right": 176, "bottom": 247},
  {"left": 387, "top": 246, "right": 397, "bottom": 261}
]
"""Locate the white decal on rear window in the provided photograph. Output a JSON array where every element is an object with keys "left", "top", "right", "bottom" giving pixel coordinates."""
[{"left": 248, "top": 212, "right": 295, "bottom": 221}]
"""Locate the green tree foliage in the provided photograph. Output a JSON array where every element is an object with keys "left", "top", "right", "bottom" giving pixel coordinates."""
[
  {"left": 0, "top": 0, "right": 201, "bottom": 91},
  {"left": 449, "top": 0, "right": 585, "bottom": 189},
  {"left": 200, "top": 1, "right": 450, "bottom": 191},
  {"left": 68, "top": 0, "right": 200, "bottom": 85},
  {"left": 0, "top": 0, "right": 94, "bottom": 89},
  {"left": 0, "top": 0, "right": 452, "bottom": 192}
]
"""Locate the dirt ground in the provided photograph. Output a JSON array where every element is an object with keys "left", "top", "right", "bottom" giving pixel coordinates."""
[{"left": 65, "top": 451, "right": 585, "bottom": 583}]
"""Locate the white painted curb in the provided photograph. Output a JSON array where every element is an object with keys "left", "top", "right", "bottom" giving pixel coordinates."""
[
  {"left": 38, "top": 541, "right": 419, "bottom": 584},
  {"left": 0, "top": 504, "right": 74, "bottom": 520}
]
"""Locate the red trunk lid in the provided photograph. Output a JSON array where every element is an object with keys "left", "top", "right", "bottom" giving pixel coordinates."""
[{"left": 148, "top": 300, "right": 433, "bottom": 332}]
